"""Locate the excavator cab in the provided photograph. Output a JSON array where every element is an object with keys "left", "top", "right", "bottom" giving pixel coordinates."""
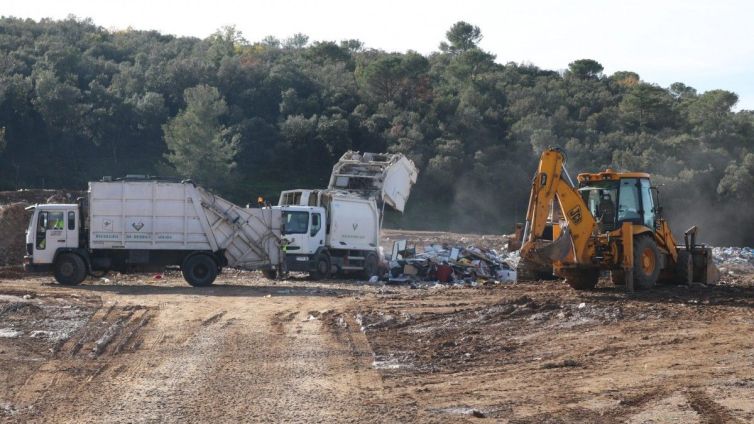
[{"left": 578, "top": 173, "right": 656, "bottom": 233}]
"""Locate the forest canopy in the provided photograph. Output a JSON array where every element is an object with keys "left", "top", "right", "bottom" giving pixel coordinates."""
[{"left": 1, "top": 17, "right": 753, "bottom": 244}]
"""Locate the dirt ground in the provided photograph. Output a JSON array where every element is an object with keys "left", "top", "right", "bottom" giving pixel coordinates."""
[{"left": 1, "top": 230, "right": 754, "bottom": 423}]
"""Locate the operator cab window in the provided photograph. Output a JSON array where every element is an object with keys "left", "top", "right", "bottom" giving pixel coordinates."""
[
  {"left": 640, "top": 179, "right": 655, "bottom": 228},
  {"left": 618, "top": 179, "right": 641, "bottom": 223},
  {"left": 580, "top": 182, "right": 618, "bottom": 231},
  {"left": 68, "top": 211, "right": 76, "bottom": 230}
]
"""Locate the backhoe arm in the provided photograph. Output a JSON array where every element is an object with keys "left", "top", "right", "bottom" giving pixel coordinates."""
[{"left": 521, "top": 149, "right": 597, "bottom": 265}]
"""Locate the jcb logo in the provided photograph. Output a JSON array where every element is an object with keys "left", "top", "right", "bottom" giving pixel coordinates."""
[{"left": 568, "top": 206, "right": 583, "bottom": 224}]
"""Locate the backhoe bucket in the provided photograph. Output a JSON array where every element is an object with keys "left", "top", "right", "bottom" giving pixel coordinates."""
[{"left": 524, "top": 226, "right": 574, "bottom": 267}]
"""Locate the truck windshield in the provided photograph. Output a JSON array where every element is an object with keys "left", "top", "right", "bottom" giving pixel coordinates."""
[{"left": 282, "top": 211, "right": 309, "bottom": 234}]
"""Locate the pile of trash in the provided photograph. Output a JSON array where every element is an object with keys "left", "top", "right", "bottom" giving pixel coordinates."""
[
  {"left": 712, "top": 247, "right": 754, "bottom": 275},
  {"left": 386, "top": 241, "right": 518, "bottom": 285},
  {"left": 0, "top": 203, "right": 32, "bottom": 266}
]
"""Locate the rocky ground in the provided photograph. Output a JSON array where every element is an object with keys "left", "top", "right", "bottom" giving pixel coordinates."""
[{"left": 1, "top": 250, "right": 753, "bottom": 423}]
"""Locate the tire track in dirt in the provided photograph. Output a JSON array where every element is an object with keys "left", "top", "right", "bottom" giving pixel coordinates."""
[
  {"left": 687, "top": 390, "right": 743, "bottom": 424},
  {"left": 8, "top": 293, "right": 392, "bottom": 423}
]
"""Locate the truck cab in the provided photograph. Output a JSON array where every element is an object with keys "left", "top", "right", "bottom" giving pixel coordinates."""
[
  {"left": 279, "top": 205, "right": 327, "bottom": 273},
  {"left": 270, "top": 152, "right": 418, "bottom": 279},
  {"left": 275, "top": 189, "right": 381, "bottom": 278},
  {"left": 24, "top": 204, "right": 81, "bottom": 271}
]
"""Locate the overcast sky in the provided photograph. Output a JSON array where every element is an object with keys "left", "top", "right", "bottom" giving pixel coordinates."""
[{"left": 5, "top": 0, "right": 754, "bottom": 109}]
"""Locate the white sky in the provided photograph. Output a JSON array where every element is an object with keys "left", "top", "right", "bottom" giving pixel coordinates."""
[{"left": 5, "top": 0, "right": 754, "bottom": 109}]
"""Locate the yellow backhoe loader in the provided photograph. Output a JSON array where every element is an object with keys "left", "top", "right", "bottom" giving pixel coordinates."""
[{"left": 520, "top": 148, "right": 719, "bottom": 291}]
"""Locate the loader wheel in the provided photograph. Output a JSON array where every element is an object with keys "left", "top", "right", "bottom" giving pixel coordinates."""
[
  {"left": 311, "top": 253, "right": 331, "bottom": 280},
  {"left": 363, "top": 253, "right": 379, "bottom": 279},
  {"left": 182, "top": 254, "right": 218, "bottom": 287},
  {"left": 54, "top": 253, "right": 87, "bottom": 286},
  {"left": 564, "top": 269, "right": 599, "bottom": 290},
  {"left": 633, "top": 235, "right": 661, "bottom": 290},
  {"left": 262, "top": 268, "right": 277, "bottom": 280}
]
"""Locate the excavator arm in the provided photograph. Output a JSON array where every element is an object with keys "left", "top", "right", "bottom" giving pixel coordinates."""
[{"left": 520, "top": 149, "right": 597, "bottom": 266}]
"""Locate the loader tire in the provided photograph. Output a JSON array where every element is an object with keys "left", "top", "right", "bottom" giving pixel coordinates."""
[
  {"left": 363, "top": 253, "right": 379, "bottom": 279},
  {"left": 564, "top": 269, "right": 599, "bottom": 290},
  {"left": 54, "top": 253, "right": 87, "bottom": 286},
  {"left": 311, "top": 253, "right": 331, "bottom": 280},
  {"left": 182, "top": 254, "right": 218, "bottom": 287},
  {"left": 633, "top": 235, "right": 661, "bottom": 290}
]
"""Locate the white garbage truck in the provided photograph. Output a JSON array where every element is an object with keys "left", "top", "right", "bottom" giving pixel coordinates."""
[
  {"left": 275, "top": 151, "right": 418, "bottom": 278},
  {"left": 24, "top": 177, "right": 283, "bottom": 286}
]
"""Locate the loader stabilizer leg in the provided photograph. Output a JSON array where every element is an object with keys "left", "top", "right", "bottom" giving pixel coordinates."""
[
  {"left": 681, "top": 226, "right": 720, "bottom": 285},
  {"left": 622, "top": 222, "right": 634, "bottom": 293},
  {"left": 694, "top": 247, "right": 720, "bottom": 285}
]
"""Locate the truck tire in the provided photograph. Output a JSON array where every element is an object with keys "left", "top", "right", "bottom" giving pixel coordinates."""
[
  {"left": 363, "top": 253, "right": 379, "bottom": 279},
  {"left": 311, "top": 253, "right": 331, "bottom": 280},
  {"left": 54, "top": 253, "right": 87, "bottom": 286},
  {"left": 633, "top": 235, "right": 661, "bottom": 290},
  {"left": 564, "top": 269, "right": 599, "bottom": 290},
  {"left": 182, "top": 254, "right": 218, "bottom": 287}
]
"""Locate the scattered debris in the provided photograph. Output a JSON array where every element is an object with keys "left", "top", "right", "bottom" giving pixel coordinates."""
[
  {"left": 386, "top": 241, "right": 517, "bottom": 286},
  {"left": 541, "top": 359, "right": 581, "bottom": 369},
  {"left": 0, "top": 328, "right": 23, "bottom": 338},
  {"left": 713, "top": 246, "right": 754, "bottom": 275},
  {"left": 430, "top": 406, "right": 486, "bottom": 418}
]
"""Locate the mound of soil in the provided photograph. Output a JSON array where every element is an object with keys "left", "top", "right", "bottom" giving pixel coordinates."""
[{"left": 0, "top": 203, "right": 32, "bottom": 266}]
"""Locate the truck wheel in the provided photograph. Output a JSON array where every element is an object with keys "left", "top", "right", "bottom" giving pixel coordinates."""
[
  {"left": 564, "top": 269, "right": 599, "bottom": 290},
  {"left": 363, "top": 253, "right": 379, "bottom": 279},
  {"left": 633, "top": 235, "right": 661, "bottom": 290},
  {"left": 182, "top": 254, "right": 218, "bottom": 287},
  {"left": 54, "top": 253, "right": 87, "bottom": 286},
  {"left": 312, "top": 254, "right": 331, "bottom": 280},
  {"left": 262, "top": 268, "right": 277, "bottom": 280}
]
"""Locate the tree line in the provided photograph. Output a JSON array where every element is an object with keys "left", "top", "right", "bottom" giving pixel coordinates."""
[{"left": 0, "top": 17, "right": 752, "bottom": 244}]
